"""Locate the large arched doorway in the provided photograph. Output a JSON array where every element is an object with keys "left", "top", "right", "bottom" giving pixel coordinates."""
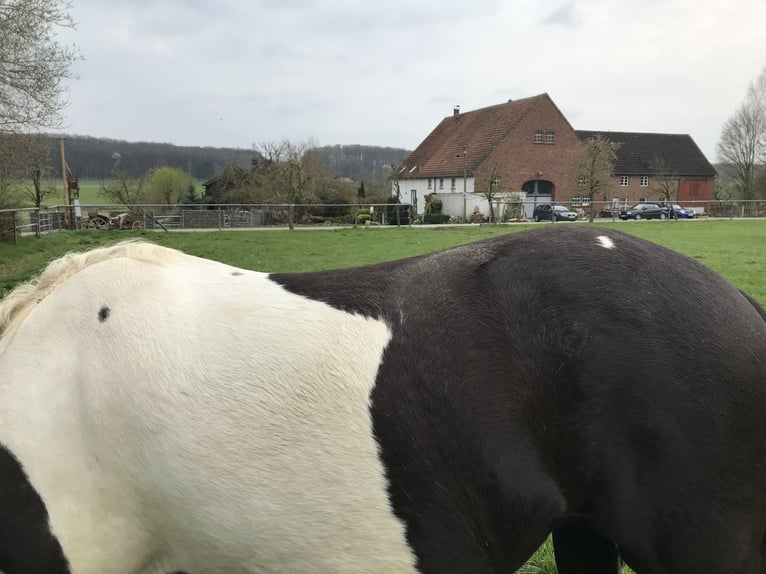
[{"left": 522, "top": 180, "right": 555, "bottom": 218}]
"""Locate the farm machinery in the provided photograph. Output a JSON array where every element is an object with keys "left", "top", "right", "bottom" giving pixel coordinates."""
[{"left": 85, "top": 210, "right": 145, "bottom": 230}]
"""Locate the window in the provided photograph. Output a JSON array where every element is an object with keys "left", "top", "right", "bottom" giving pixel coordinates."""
[
  {"left": 582, "top": 196, "right": 591, "bottom": 206},
  {"left": 577, "top": 176, "right": 589, "bottom": 187},
  {"left": 640, "top": 176, "right": 649, "bottom": 187},
  {"left": 427, "top": 178, "right": 432, "bottom": 189},
  {"left": 620, "top": 176, "right": 629, "bottom": 187},
  {"left": 534, "top": 130, "right": 544, "bottom": 144},
  {"left": 439, "top": 178, "right": 444, "bottom": 190},
  {"left": 571, "top": 196, "right": 582, "bottom": 206},
  {"left": 545, "top": 131, "right": 556, "bottom": 144},
  {"left": 639, "top": 197, "right": 647, "bottom": 203},
  {"left": 451, "top": 177, "right": 456, "bottom": 191}
]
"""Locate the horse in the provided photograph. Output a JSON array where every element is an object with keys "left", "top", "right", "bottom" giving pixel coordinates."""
[{"left": 1, "top": 225, "right": 765, "bottom": 574}]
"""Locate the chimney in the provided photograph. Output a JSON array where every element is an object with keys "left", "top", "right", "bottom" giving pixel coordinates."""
[{"left": 453, "top": 105, "right": 460, "bottom": 120}]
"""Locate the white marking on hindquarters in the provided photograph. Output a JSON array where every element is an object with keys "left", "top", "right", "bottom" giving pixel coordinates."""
[
  {"left": 597, "top": 235, "right": 615, "bottom": 249},
  {"left": 0, "top": 250, "right": 418, "bottom": 573}
]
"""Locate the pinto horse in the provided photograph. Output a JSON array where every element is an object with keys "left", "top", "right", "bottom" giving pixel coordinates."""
[{"left": 1, "top": 225, "right": 765, "bottom": 574}]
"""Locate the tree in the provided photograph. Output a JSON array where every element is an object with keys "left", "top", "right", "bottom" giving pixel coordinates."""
[
  {"left": 649, "top": 153, "right": 680, "bottom": 219},
  {"left": 388, "top": 162, "right": 403, "bottom": 200},
  {"left": 476, "top": 164, "right": 502, "bottom": 223},
  {"left": 100, "top": 171, "right": 146, "bottom": 205},
  {"left": 146, "top": 166, "right": 192, "bottom": 204},
  {"left": 716, "top": 68, "right": 766, "bottom": 200},
  {"left": 0, "top": 132, "right": 57, "bottom": 207},
  {"left": 204, "top": 162, "right": 260, "bottom": 204},
  {"left": 571, "top": 135, "right": 620, "bottom": 222},
  {"left": 254, "top": 139, "right": 329, "bottom": 203},
  {"left": 0, "top": 0, "right": 79, "bottom": 132}
]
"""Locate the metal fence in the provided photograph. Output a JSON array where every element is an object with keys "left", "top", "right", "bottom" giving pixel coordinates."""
[
  {"left": 2, "top": 199, "right": 766, "bottom": 242},
  {"left": 0, "top": 202, "right": 414, "bottom": 241}
]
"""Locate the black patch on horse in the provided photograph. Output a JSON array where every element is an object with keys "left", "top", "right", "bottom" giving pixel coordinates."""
[
  {"left": 98, "top": 306, "right": 110, "bottom": 322},
  {"left": 0, "top": 443, "right": 70, "bottom": 573},
  {"left": 271, "top": 226, "right": 766, "bottom": 573}
]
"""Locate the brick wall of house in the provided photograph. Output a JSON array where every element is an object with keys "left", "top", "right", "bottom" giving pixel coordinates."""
[
  {"left": 605, "top": 176, "right": 714, "bottom": 207},
  {"left": 474, "top": 96, "right": 581, "bottom": 200},
  {"left": 678, "top": 178, "right": 713, "bottom": 206}
]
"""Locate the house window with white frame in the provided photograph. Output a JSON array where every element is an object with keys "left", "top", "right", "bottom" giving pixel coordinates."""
[
  {"left": 427, "top": 178, "right": 432, "bottom": 189},
  {"left": 577, "top": 175, "right": 588, "bottom": 187},
  {"left": 582, "top": 196, "right": 592, "bottom": 206},
  {"left": 450, "top": 177, "right": 456, "bottom": 191},
  {"left": 545, "top": 131, "right": 556, "bottom": 144},
  {"left": 571, "top": 196, "right": 582, "bottom": 206},
  {"left": 640, "top": 176, "right": 649, "bottom": 187},
  {"left": 534, "top": 130, "right": 544, "bottom": 144},
  {"left": 620, "top": 176, "right": 629, "bottom": 187},
  {"left": 439, "top": 178, "right": 444, "bottom": 190}
]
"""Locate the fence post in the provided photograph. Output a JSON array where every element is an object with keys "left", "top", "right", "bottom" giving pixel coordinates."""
[
  {"left": 288, "top": 204, "right": 295, "bottom": 230},
  {"left": 35, "top": 208, "right": 41, "bottom": 238}
]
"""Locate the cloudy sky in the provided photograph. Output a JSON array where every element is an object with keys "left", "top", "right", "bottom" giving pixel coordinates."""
[{"left": 54, "top": 0, "right": 765, "bottom": 161}]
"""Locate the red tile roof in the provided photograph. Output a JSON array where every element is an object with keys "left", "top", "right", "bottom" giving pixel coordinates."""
[{"left": 401, "top": 94, "right": 550, "bottom": 179}]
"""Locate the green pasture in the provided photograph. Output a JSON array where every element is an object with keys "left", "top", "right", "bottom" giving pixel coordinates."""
[
  {"left": 1, "top": 220, "right": 764, "bottom": 573},
  {"left": 38, "top": 178, "right": 207, "bottom": 207},
  {"left": 2, "top": 220, "right": 765, "bottom": 304}
]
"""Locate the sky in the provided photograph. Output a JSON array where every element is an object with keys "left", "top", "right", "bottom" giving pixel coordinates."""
[{"left": 53, "top": 0, "right": 766, "bottom": 161}]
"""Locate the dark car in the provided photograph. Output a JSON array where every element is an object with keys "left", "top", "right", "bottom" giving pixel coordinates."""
[
  {"left": 532, "top": 204, "right": 578, "bottom": 222},
  {"left": 671, "top": 204, "right": 697, "bottom": 219},
  {"left": 619, "top": 203, "right": 670, "bottom": 220}
]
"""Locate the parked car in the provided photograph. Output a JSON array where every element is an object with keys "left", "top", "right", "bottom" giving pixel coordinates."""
[
  {"left": 533, "top": 204, "right": 578, "bottom": 222},
  {"left": 619, "top": 203, "right": 670, "bottom": 220},
  {"left": 671, "top": 204, "right": 697, "bottom": 219}
]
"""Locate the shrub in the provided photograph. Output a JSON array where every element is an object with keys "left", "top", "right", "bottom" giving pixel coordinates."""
[
  {"left": 355, "top": 208, "right": 371, "bottom": 224},
  {"left": 423, "top": 213, "right": 451, "bottom": 224}
]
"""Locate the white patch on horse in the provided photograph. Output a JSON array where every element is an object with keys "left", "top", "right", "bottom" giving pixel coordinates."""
[
  {"left": 597, "top": 235, "right": 616, "bottom": 249},
  {"left": 0, "top": 243, "right": 417, "bottom": 573}
]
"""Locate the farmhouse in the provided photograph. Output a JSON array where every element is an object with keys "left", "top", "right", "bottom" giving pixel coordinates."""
[{"left": 397, "top": 94, "right": 716, "bottom": 221}]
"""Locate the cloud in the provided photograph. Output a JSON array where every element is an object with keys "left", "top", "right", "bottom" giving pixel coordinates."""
[
  {"left": 51, "top": 0, "right": 766, "bottom": 160},
  {"left": 542, "top": 2, "right": 579, "bottom": 26}
]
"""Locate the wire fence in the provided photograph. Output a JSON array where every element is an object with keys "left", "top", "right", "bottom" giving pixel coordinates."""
[
  {"left": 2, "top": 199, "right": 766, "bottom": 243},
  {"left": 0, "top": 202, "right": 413, "bottom": 242}
]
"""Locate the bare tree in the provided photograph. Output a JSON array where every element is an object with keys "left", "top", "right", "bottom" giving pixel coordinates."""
[
  {"left": 571, "top": 135, "right": 620, "bottom": 222},
  {"left": 476, "top": 163, "right": 501, "bottom": 222},
  {"left": 100, "top": 171, "right": 147, "bottom": 205},
  {"left": 254, "top": 139, "right": 326, "bottom": 203},
  {"left": 716, "top": 68, "right": 766, "bottom": 200},
  {"left": 0, "top": 0, "right": 79, "bottom": 132},
  {"left": 388, "top": 163, "right": 403, "bottom": 200},
  {"left": 0, "top": 132, "right": 56, "bottom": 207},
  {"left": 649, "top": 153, "right": 680, "bottom": 219}
]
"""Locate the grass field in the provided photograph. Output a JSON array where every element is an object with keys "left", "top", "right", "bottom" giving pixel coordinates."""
[
  {"left": 38, "top": 178, "right": 206, "bottom": 207},
  {"left": 1, "top": 220, "right": 764, "bottom": 573},
  {"left": 2, "top": 220, "right": 765, "bottom": 303}
]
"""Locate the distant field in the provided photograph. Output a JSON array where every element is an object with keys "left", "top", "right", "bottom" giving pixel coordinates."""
[{"left": 39, "top": 179, "right": 206, "bottom": 207}]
